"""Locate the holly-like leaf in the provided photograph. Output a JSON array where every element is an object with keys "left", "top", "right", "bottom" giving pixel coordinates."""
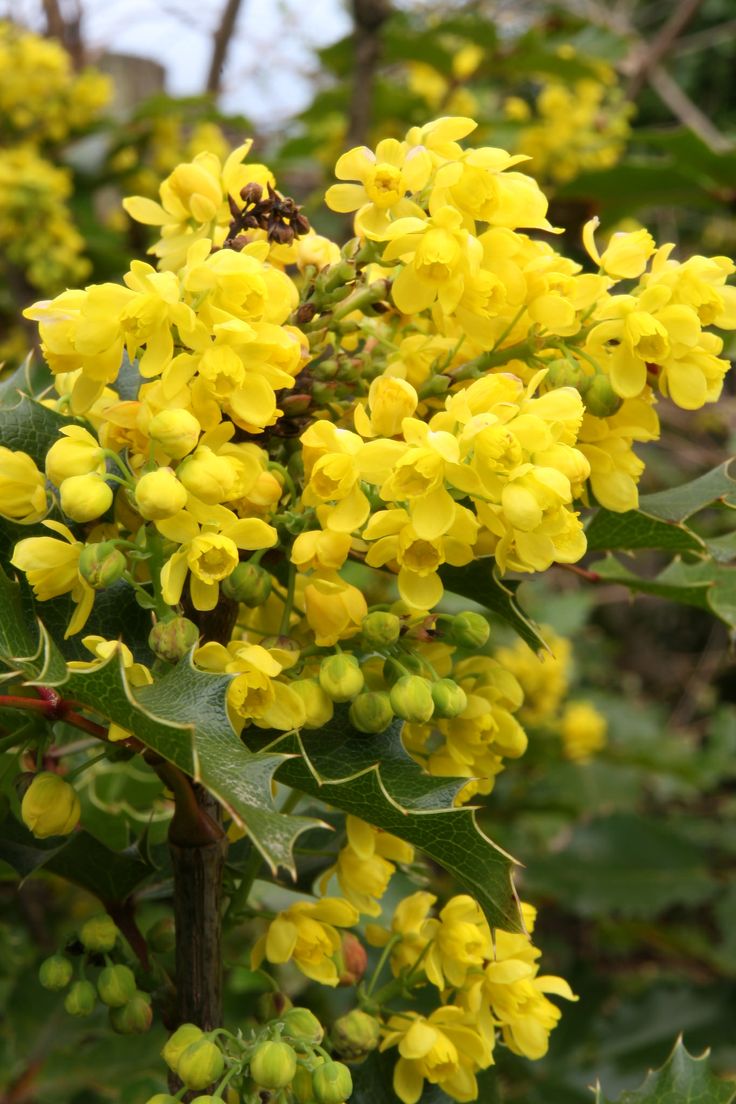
[
  {"left": 594, "top": 1036, "right": 736, "bottom": 1103},
  {"left": 440, "top": 560, "right": 547, "bottom": 652},
  {"left": 0, "top": 564, "right": 67, "bottom": 685},
  {"left": 0, "top": 392, "right": 72, "bottom": 468},
  {"left": 259, "top": 711, "right": 522, "bottom": 932}
]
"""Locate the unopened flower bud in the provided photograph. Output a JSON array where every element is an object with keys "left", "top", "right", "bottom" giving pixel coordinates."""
[
  {"left": 190, "top": 1097, "right": 219, "bottom": 1104},
  {"left": 249, "top": 1040, "right": 297, "bottom": 1090},
  {"left": 449, "top": 611, "right": 490, "bottom": 649},
  {"left": 162, "top": 1023, "right": 203, "bottom": 1071},
  {"left": 389, "top": 675, "right": 434, "bottom": 723},
  {"left": 349, "top": 691, "right": 393, "bottom": 734},
  {"left": 318, "top": 654, "right": 364, "bottom": 703},
  {"left": 60, "top": 473, "right": 113, "bottom": 523},
  {"left": 144, "top": 1096, "right": 178, "bottom": 1104},
  {"left": 293, "top": 1063, "right": 320, "bottom": 1104},
  {"left": 255, "top": 990, "right": 293, "bottom": 1021},
  {"left": 338, "top": 932, "right": 368, "bottom": 986},
  {"left": 79, "top": 913, "right": 118, "bottom": 953},
  {"left": 431, "top": 679, "right": 468, "bottom": 719},
  {"left": 64, "top": 979, "right": 96, "bottom": 1017},
  {"left": 177, "top": 447, "right": 236, "bottom": 504},
  {"left": 282, "top": 1007, "right": 324, "bottom": 1044},
  {"left": 545, "top": 359, "right": 585, "bottom": 390},
  {"left": 21, "top": 772, "right": 80, "bottom": 838},
  {"left": 221, "top": 562, "right": 272, "bottom": 606},
  {"left": 39, "top": 954, "right": 73, "bottom": 991},
  {"left": 148, "top": 617, "right": 199, "bottom": 663},
  {"left": 312, "top": 1060, "right": 353, "bottom": 1104},
  {"left": 146, "top": 916, "right": 175, "bottom": 954},
  {"left": 148, "top": 409, "right": 201, "bottom": 459},
  {"left": 109, "top": 990, "right": 152, "bottom": 1034},
  {"left": 289, "top": 679, "right": 334, "bottom": 728},
  {"left": 332, "top": 1009, "right": 381, "bottom": 1061},
  {"left": 177, "top": 1038, "right": 225, "bottom": 1090},
  {"left": 78, "top": 541, "right": 126, "bottom": 589},
  {"left": 134, "top": 468, "right": 187, "bottom": 521},
  {"left": 97, "top": 963, "right": 136, "bottom": 1008},
  {"left": 361, "top": 611, "right": 401, "bottom": 648},
  {"left": 584, "top": 374, "right": 623, "bottom": 418}
]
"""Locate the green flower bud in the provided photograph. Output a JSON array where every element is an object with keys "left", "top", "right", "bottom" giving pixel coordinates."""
[
  {"left": 162, "top": 1023, "right": 203, "bottom": 1072},
  {"left": 190, "top": 1097, "right": 219, "bottom": 1104},
  {"left": 293, "top": 1063, "right": 320, "bottom": 1104},
  {"left": 545, "top": 358, "right": 586, "bottom": 390},
  {"left": 64, "top": 979, "right": 96, "bottom": 1017},
  {"left": 255, "top": 990, "right": 292, "bottom": 1021},
  {"left": 282, "top": 1007, "right": 324, "bottom": 1044},
  {"left": 332, "top": 1009, "right": 381, "bottom": 1061},
  {"left": 361, "top": 611, "right": 401, "bottom": 648},
  {"left": 97, "top": 963, "right": 136, "bottom": 1008},
  {"left": 389, "top": 675, "right": 434, "bottom": 724},
  {"left": 109, "top": 990, "right": 153, "bottom": 1034},
  {"left": 148, "top": 617, "right": 199, "bottom": 663},
  {"left": 21, "top": 772, "right": 80, "bottom": 839},
  {"left": 221, "top": 562, "right": 272, "bottom": 606},
  {"left": 449, "top": 611, "right": 490, "bottom": 649},
  {"left": 146, "top": 916, "right": 175, "bottom": 954},
  {"left": 79, "top": 913, "right": 118, "bottom": 953},
  {"left": 349, "top": 691, "right": 393, "bottom": 734},
  {"left": 312, "top": 1060, "right": 353, "bottom": 1104},
  {"left": 39, "top": 954, "right": 73, "bottom": 991},
  {"left": 144, "top": 1096, "right": 178, "bottom": 1104},
  {"left": 250, "top": 1040, "right": 297, "bottom": 1090},
  {"left": 78, "top": 541, "right": 126, "bottom": 589},
  {"left": 318, "top": 654, "right": 364, "bottom": 703},
  {"left": 177, "top": 1038, "right": 225, "bottom": 1090},
  {"left": 584, "top": 374, "right": 623, "bottom": 418},
  {"left": 431, "top": 678, "right": 468, "bottom": 719}
]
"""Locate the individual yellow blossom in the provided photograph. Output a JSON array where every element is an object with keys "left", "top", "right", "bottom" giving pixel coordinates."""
[
  {"left": 422, "top": 895, "right": 493, "bottom": 990},
  {"left": 0, "top": 448, "right": 47, "bottom": 523},
  {"left": 382, "top": 205, "right": 482, "bottom": 316},
  {"left": 578, "top": 396, "right": 659, "bottom": 512},
  {"left": 320, "top": 816, "right": 415, "bottom": 916},
  {"left": 381, "top": 1006, "right": 493, "bottom": 1104},
  {"left": 59, "top": 473, "right": 112, "bottom": 523},
  {"left": 147, "top": 407, "right": 201, "bottom": 459},
  {"left": 353, "top": 375, "right": 419, "bottom": 438},
  {"left": 302, "top": 570, "right": 368, "bottom": 646},
  {"left": 583, "top": 218, "right": 655, "bottom": 280},
  {"left": 291, "top": 529, "right": 352, "bottom": 572},
  {"left": 21, "top": 772, "right": 80, "bottom": 839},
  {"left": 251, "top": 897, "right": 360, "bottom": 986},
  {"left": 325, "top": 138, "right": 432, "bottom": 240},
  {"left": 365, "top": 891, "right": 435, "bottom": 975},
  {"left": 45, "top": 425, "right": 105, "bottom": 486},
  {"left": 559, "top": 701, "right": 607, "bottom": 761},
  {"left": 10, "top": 521, "right": 95, "bottom": 636},
  {"left": 134, "top": 468, "right": 188, "bottom": 520},
  {"left": 429, "top": 146, "right": 555, "bottom": 233},
  {"left": 194, "top": 639, "right": 304, "bottom": 731}
]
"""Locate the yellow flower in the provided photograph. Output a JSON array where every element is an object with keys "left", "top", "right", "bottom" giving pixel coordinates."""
[
  {"left": 422, "top": 895, "right": 493, "bottom": 990},
  {"left": 381, "top": 1006, "right": 493, "bottom": 1104},
  {"left": 583, "top": 218, "right": 655, "bottom": 279},
  {"left": 59, "top": 473, "right": 113, "bottom": 523},
  {"left": 0, "top": 448, "right": 47, "bottom": 523},
  {"left": 134, "top": 468, "right": 188, "bottom": 521},
  {"left": 382, "top": 206, "right": 481, "bottom": 316},
  {"left": 354, "top": 375, "right": 419, "bottom": 438},
  {"left": 251, "top": 897, "right": 359, "bottom": 986},
  {"left": 195, "top": 639, "right": 305, "bottom": 731},
  {"left": 45, "top": 424, "right": 105, "bottom": 485},
  {"left": 495, "top": 629, "right": 570, "bottom": 727},
  {"left": 21, "top": 772, "right": 80, "bottom": 839},
  {"left": 11, "top": 521, "right": 94, "bottom": 636},
  {"left": 320, "top": 816, "right": 414, "bottom": 916},
  {"left": 302, "top": 570, "right": 368, "bottom": 646},
  {"left": 559, "top": 700, "right": 607, "bottom": 761},
  {"left": 326, "top": 139, "right": 431, "bottom": 240}
]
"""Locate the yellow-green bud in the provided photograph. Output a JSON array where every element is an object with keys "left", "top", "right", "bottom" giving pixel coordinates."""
[
  {"left": 59, "top": 473, "right": 113, "bottom": 523},
  {"left": 146, "top": 916, "right": 175, "bottom": 954},
  {"left": 431, "top": 679, "right": 468, "bottom": 719},
  {"left": 293, "top": 1063, "right": 319, "bottom": 1104},
  {"left": 97, "top": 963, "right": 136, "bottom": 1008},
  {"left": 149, "top": 617, "right": 199, "bottom": 663},
  {"left": 190, "top": 1097, "right": 219, "bottom": 1104},
  {"left": 79, "top": 913, "right": 118, "bottom": 953},
  {"left": 249, "top": 1040, "right": 297, "bottom": 1090},
  {"left": 332, "top": 1009, "right": 381, "bottom": 1060},
  {"left": 78, "top": 541, "right": 126, "bottom": 589},
  {"left": 109, "top": 990, "right": 152, "bottom": 1034},
  {"left": 134, "top": 468, "right": 187, "bottom": 521},
  {"left": 221, "top": 562, "right": 272, "bottom": 606},
  {"left": 361, "top": 611, "right": 401, "bottom": 648},
  {"left": 349, "top": 691, "right": 393, "bottom": 734},
  {"left": 389, "top": 675, "right": 434, "bottom": 724},
  {"left": 144, "top": 1096, "right": 178, "bottom": 1104},
  {"left": 148, "top": 409, "right": 201, "bottom": 459},
  {"left": 45, "top": 429, "right": 104, "bottom": 485},
  {"left": 177, "top": 1038, "right": 225, "bottom": 1090},
  {"left": 545, "top": 358, "right": 585, "bottom": 390},
  {"left": 21, "top": 772, "right": 80, "bottom": 839},
  {"left": 318, "top": 654, "right": 364, "bottom": 703},
  {"left": 289, "top": 679, "right": 334, "bottom": 729},
  {"left": 162, "top": 1023, "right": 203, "bottom": 1072},
  {"left": 39, "top": 954, "right": 73, "bottom": 991},
  {"left": 449, "top": 611, "right": 490, "bottom": 648},
  {"left": 584, "top": 374, "right": 623, "bottom": 418},
  {"left": 255, "top": 990, "right": 292, "bottom": 1021},
  {"left": 282, "top": 1007, "right": 324, "bottom": 1044},
  {"left": 312, "top": 1060, "right": 353, "bottom": 1104},
  {"left": 177, "top": 447, "right": 236, "bottom": 504},
  {"left": 64, "top": 979, "right": 96, "bottom": 1017}
]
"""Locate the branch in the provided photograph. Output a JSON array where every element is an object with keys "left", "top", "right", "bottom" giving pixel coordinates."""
[
  {"left": 647, "top": 66, "right": 734, "bottom": 153},
  {"left": 625, "top": 0, "right": 704, "bottom": 98},
  {"left": 206, "top": 0, "right": 246, "bottom": 95},
  {"left": 346, "top": 0, "right": 392, "bottom": 149}
]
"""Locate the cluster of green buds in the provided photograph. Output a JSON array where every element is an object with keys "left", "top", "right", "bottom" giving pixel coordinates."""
[
  {"left": 38, "top": 912, "right": 152, "bottom": 1033},
  {"left": 151, "top": 1007, "right": 356, "bottom": 1104},
  {"left": 311, "top": 609, "right": 491, "bottom": 735}
]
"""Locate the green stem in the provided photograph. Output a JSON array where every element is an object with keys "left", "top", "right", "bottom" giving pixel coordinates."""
[
  {"left": 64, "top": 749, "right": 109, "bottom": 782},
  {"left": 279, "top": 564, "right": 297, "bottom": 635},
  {"left": 225, "top": 842, "right": 263, "bottom": 918},
  {"left": 365, "top": 934, "right": 401, "bottom": 998}
]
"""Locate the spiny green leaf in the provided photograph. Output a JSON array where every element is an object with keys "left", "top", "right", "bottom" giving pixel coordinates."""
[
  {"left": 440, "top": 560, "right": 547, "bottom": 652},
  {"left": 594, "top": 1036, "right": 736, "bottom": 1103},
  {"left": 639, "top": 460, "right": 736, "bottom": 522},
  {"left": 0, "top": 564, "right": 67, "bottom": 684},
  {"left": 260, "top": 712, "right": 521, "bottom": 932}
]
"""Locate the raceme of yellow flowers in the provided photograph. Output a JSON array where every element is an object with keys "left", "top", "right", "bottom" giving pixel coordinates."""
[{"left": 3, "top": 114, "right": 733, "bottom": 1102}]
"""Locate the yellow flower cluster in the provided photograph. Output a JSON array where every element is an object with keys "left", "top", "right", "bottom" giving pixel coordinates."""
[
  {"left": 369, "top": 893, "right": 576, "bottom": 1102},
  {"left": 0, "top": 22, "right": 110, "bottom": 145}
]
